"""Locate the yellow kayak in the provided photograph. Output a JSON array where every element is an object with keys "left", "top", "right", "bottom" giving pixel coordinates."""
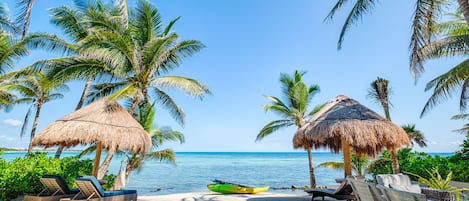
[{"left": 207, "top": 180, "right": 269, "bottom": 194}]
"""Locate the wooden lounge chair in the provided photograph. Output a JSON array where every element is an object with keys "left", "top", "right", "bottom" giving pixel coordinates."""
[
  {"left": 69, "top": 176, "right": 137, "bottom": 201},
  {"left": 305, "top": 180, "right": 356, "bottom": 200},
  {"left": 348, "top": 179, "right": 386, "bottom": 201},
  {"left": 381, "top": 187, "right": 427, "bottom": 201},
  {"left": 24, "top": 175, "right": 81, "bottom": 201}
]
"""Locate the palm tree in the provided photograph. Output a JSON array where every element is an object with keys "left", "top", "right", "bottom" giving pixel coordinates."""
[
  {"left": 33, "top": 0, "right": 111, "bottom": 158},
  {"left": 14, "top": 0, "right": 129, "bottom": 38},
  {"left": 326, "top": 0, "right": 453, "bottom": 78},
  {"left": 256, "top": 70, "right": 321, "bottom": 188},
  {"left": 367, "top": 77, "right": 392, "bottom": 120},
  {"left": 0, "top": 3, "right": 70, "bottom": 112},
  {"left": 3, "top": 69, "right": 68, "bottom": 155},
  {"left": 83, "top": 0, "right": 210, "bottom": 119},
  {"left": 367, "top": 77, "right": 401, "bottom": 174},
  {"left": 68, "top": 0, "right": 209, "bottom": 178},
  {"left": 402, "top": 124, "right": 427, "bottom": 148}
]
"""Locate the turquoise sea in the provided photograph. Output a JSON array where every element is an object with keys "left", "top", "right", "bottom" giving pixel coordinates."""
[{"left": 0, "top": 152, "right": 453, "bottom": 195}]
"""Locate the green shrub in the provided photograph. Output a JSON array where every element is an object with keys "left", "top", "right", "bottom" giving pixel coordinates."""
[
  {"left": 0, "top": 152, "right": 115, "bottom": 201},
  {"left": 368, "top": 148, "right": 469, "bottom": 183}
]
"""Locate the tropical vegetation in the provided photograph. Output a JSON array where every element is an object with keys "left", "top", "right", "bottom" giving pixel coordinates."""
[
  {"left": 0, "top": 0, "right": 208, "bottom": 189},
  {"left": 2, "top": 70, "right": 68, "bottom": 156},
  {"left": 0, "top": 152, "right": 115, "bottom": 201},
  {"left": 366, "top": 77, "right": 403, "bottom": 174},
  {"left": 256, "top": 70, "right": 321, "bottom": 188},
  {"left": 1, "top": 0, "right": 469, "bottom": 196}
]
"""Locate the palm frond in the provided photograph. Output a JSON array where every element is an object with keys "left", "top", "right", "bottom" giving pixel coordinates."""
[
  {"left": 332, "top": 0, "right": 377, "bottom": 49},
  {"left": 77, "top": 144, "right": 96, "bottom": 158},
  {"left": 156, "top": 39, "right": 205, "bottom": 74},
  {"left": 0, "top": 3, "right": 20, "bottom": 34},
  {"left": 87, "top": 81, "right": 127, "bottom": 102},
  {"left": 162, "top": 16, "right": 180, "bottom": 36},
  {"left": 32, "top": 57, "right": 109, "bottom": 82},
  {"left": 421, "top": 58, "right": 469, "bottom": 116},
  {"left": 316, "top": 161, "right": 344, "bottom": 169},
  {"left": 153, "top": 87, "right": 185, "bottom": 126},
  {"left": 132, "top": 0, "right": 161, "bottom": 45},
  {"left": 152, "top": 76, "right": 210, "bottom": 99},
  {"left": 150, "top": 126, "right": 185, "bottom": 148},
  {"left": 324, "top": 0, "right": 350, "bottom": 22},
  {"left": 419, "top": 35, "right": 469, "bottom": 61},
  {"left": 49, "top": 6, "right": 88, "bottom": 42},
  {"left": 114, "top": 0, "right": 128, "bottom": 29},
  {"left": 146, "top": 148, "right": 176, "bottom": 165},
  {"left": 255, "top": 119, "right": 294, "bottom": 141},
  {"left": 23, "top": 32, "right": 76, "bottom": 55},
  {"left": 309, "top": 103, "right": 327, "bottom": 117},
  {"left": 409, "top": 0, "right": 446, "bottom": 78}
]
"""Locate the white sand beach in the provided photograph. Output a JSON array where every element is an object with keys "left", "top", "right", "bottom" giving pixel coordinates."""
[{"left": 138, "top": 192, "right": 341, "bottom": 201}]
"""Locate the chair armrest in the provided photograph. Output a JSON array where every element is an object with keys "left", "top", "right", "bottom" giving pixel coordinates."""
[{"left": 421, "top": 187, "right": 455, "bottom": 201}]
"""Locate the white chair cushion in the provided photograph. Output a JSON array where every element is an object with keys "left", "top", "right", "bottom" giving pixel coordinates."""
[
  {"left": 389, "top": 184, "right": 422, "bottom": 194},
  {"left": 376, "top": 174, "right": 412, "bottom": 187}
]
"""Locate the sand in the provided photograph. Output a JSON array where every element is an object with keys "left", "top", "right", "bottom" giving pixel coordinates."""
[{"left": 137, "top": 192, "right": 341, "bottom": 201}]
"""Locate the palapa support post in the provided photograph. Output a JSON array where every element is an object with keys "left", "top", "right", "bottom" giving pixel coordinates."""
[
  {"left": 341, "top": 137, "right": 352, "bottom": 177},
  {"left": 92, "top": 141, "right": 102, "bottom": 177}
]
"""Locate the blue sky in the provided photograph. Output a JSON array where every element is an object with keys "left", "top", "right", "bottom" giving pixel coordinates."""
[{"left": 0, "top": 0, "right": 465, "bottom": 153}]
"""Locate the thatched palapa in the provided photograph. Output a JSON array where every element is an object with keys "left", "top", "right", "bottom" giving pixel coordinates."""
[
  {"left": 293, "top": 95, "right": 410, "bottom": 176},
  {"left": 33, "top": 97, "right": 151, "bottom": 177}
]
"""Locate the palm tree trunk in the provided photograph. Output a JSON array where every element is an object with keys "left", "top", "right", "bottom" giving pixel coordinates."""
[
  {"left": 384, "top": 106, "right": 391, "bottom": 121},
  {"left": 27, "top": 102, "right": 42, "bottom": 156},
  {"left": 55, "top": 78, "right": 92, "bottom": 158},
  {"left": 75, "top": 78, "right": 92, "bottom": 110},
  {"left": 128, "top": 97, "right": 140, "bottom": 114},
  {"left": 21, "top": 0, "right": 35, "bottom": 38},
  {"left": 458, "top": 0, "right": 469, "bottom": 26},
  {"left": 97, "top": 149, "right": 115, "bottom": 179},
  {"left": 307, "top": 148, "right": 316, "bottom": 188},
  {"left": 390, "top": 150, "right": 400, "bottom": 174}
]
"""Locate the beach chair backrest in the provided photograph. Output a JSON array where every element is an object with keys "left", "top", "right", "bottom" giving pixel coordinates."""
[
  {"left": 75, "top": 176, "right": 105, "bottom": 198},
  {"left": 348, "top": 179, "right": 385, "bottom": 201},
  {"left": 40, "top": 175, "right": 76, "bottom": 195},
  {"left": 40, "top": 177, "right": 64, "bottom": 195},
  {"left": 334, "top": 180, "right": 353, "bottom": 195},
  {"left": 381, "top": 187, "right": 426, "bottom": 201}
]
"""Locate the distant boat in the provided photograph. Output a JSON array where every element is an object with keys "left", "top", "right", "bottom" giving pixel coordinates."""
[{"left": 207, "top": 180, "right": 269, "bottom": 194}]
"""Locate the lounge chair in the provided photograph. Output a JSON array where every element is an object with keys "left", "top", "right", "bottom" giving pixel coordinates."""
[
  {"left": 305, "top": 180, "right": 356, "bottom": 200},
  {"left": 71, "top": 176, "right": 137, "bottom": 201},
  {"left": 376, "top": 173, "right": 456, "bottom": 201},
  {"left": 380, "top": 187, "right": 427, "bottom": 201},
  {"left": 24, "top": 175, "right": 80, "bottom": 201},
  {"left": 348, "top": 179, "right": 386, "bottom": 201}
]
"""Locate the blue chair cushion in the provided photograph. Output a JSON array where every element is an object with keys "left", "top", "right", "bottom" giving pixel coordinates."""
[{"left": 103, "top": 190, "right": 137, "bottom": 197}]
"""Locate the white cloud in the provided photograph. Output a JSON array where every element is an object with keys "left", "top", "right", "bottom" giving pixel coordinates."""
[
  {"left": 3, "top": 119, "right": 22, "bottom": 126},
  {"left": 0, "top": 135, "right": 15, "bottom": 141}
]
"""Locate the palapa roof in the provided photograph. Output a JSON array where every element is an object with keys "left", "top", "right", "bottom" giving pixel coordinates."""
[
  {"left": 293, "top": 95, "right": 410, "bottom": 157},
  {"left": 32, "top": 97, "right": 151, "bottom": 155}
]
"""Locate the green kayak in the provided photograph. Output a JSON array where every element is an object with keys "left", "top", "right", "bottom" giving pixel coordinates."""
[{"left": 207, "top": 180, "right": 269, "bottom": 194}]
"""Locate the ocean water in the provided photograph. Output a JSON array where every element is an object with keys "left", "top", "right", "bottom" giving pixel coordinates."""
[{"left": 0, "top": 151, "right": 453, "bottom": 195}]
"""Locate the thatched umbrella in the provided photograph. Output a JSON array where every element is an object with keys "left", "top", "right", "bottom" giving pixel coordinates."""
[
  {"left": 32, "top": 97, "right": 151, "bottom": 177},
  {"left": 293, "top": 95, "right": 410, "bottom": 177}
]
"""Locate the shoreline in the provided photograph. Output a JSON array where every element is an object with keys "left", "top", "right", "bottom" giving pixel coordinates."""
[{"left": 137, "top": 192, "right": 318, "bottom": 201}]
